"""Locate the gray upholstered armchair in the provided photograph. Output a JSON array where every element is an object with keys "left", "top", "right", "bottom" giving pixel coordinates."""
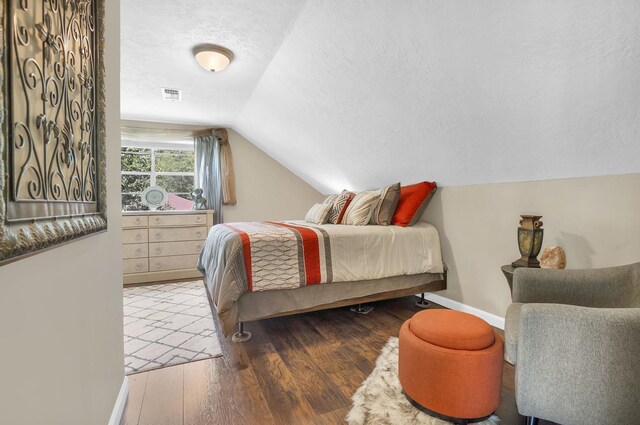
[{"left": 504, "top": 262, "right": 640, "bottom": 425}]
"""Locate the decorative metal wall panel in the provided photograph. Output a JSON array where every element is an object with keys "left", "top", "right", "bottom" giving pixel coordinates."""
[{"left": 1, "top": 0, "right": 106, "bottom": 265}]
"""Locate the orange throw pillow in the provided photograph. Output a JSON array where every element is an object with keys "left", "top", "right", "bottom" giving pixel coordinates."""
[{"left": 392, "top": 181, "right": 437, "bottom": 227}]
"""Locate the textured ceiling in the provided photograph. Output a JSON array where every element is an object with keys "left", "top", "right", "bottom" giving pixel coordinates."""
[
  {"left": 235, "top": 0, "right": 640, "bottom": 193},
  {"left": 120, "top": 0, "right": 305, "bottom": 125},
  {"left": 123, "top": 1, "right": 640, "bottom": 194}
]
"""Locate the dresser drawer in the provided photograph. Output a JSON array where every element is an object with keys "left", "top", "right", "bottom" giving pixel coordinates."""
[
  {"left": 149, "top": 241, "right": 204, "bottom": 257},
  {"left": 149, "top": 214, "right": 207, "bottom": 227},
  {"left": 123, "top": 229, "right": 148, "bottom": 244},
  {"left": 149, "top": 227, "right": 207, "bottom": 242},
  {"left": 122, "top": 215, "right": 148, "bottom": 228},
  {"left": 123, "top": 243, "right": 149, "bottom": 259},
  {"left": 123, "top": 258, "right": 149, "bottom": 274},
  {"left": 149, "top": 255, "right": 199, "bottom": 272}
]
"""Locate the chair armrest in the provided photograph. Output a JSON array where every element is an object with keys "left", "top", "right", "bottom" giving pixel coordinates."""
[
  {"left": 516, "top": 304, "right": 640, "bottom": 424},
  {"left": 512, "top": 263, "right": 638, "bottom": 307}
]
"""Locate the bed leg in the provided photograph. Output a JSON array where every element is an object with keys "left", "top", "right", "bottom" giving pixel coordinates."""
[
  {"left": 415, "top": 292, "right": 430, "bottom": 308},
  {"left": 232, "top": 322, "right": 252, "bottom": 343},
  {"left": 350, "top": 303, "right": 374, "bottom": 315}
]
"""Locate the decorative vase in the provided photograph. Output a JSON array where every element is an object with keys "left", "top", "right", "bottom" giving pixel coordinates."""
[{"left": 512, "top": 215, "right": 544, "bottom": 268}]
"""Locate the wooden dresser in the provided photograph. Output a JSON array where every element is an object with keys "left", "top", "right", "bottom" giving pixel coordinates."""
[{"left": 122, "top": 210, "right": 214, "bottom": 285}]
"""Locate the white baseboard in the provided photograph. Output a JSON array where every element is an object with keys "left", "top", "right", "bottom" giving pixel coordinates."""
[
  {"left": 108, "top": 376, "right": 129, "bottom": 425},
  {"left": 416, "top": 293, "right": 505, "bottom": 329}
]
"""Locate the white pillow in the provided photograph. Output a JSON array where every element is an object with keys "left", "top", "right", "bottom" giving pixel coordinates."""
[
  {"left": 305, "top": 203, "right": 332, "bottom": 224},
  {"left": 341, "top": 191, "right": 381, "bottom": 225}
]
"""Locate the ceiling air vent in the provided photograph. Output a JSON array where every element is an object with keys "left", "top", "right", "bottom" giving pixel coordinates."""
[{"left": 161, "top": 88, "right": 182, "bottom": 101}]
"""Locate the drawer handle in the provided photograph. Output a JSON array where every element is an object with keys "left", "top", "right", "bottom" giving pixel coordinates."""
[
  {"left": 154, "top": 217, "right": 161, "bottom": 224},
  {"left": 135, "top": 217, "right": 141, "bottom": 224},
  {"left": 196, "top": 245, "right": 202, "bottom": 251},
  {"left": 135, "top": 248, "right": 142, "bottom": 255},
  {"left": 155, "top": 232, "right": 161, "bottom": 240},
  {"left": 155, "top": 262, "right": 161, "bottom": 269},
  {"left": 135, "top": 233, "right": 142, "bottom": 241},
  {"left": 135, "top": 263, "right": 143, "bottom": 271},
  {"left": 196, "top": 231, "right": 202, "bottom": 238},
  {"left": 196, "top": 216, "right": 202, "bottom": 222},
  {"left": 155, "top": 247, "right": 162, "bottom": 254}
]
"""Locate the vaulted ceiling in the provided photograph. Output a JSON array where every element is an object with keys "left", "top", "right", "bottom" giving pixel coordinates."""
[{"left": 121, "top": 0, "right": 640, "bottom": 194}]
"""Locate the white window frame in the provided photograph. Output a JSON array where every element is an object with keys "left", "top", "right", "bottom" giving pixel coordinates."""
[{"left": 121, "top": 140, "right": 195, "bottom": 202}]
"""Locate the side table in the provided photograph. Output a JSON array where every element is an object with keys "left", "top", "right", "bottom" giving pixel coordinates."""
[{"left": 501, "top": 265, "right": 515, "bottom": 295}]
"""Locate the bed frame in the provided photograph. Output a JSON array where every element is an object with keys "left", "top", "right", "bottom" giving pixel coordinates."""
[{"left": 205, "top": 267, "right": 447, "bottom": 342}]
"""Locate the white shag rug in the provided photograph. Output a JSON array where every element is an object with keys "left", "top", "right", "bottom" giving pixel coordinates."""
[
  {"left": 123, "top": 280, "right": 222, "bottom": 374},
  {"left": 346, "top": 337, "right": 500, "bottom": 425}
]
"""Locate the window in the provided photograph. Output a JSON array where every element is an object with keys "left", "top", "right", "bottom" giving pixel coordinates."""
[{"left": 121, "top": 145, "right": 195, "bottom": 211}]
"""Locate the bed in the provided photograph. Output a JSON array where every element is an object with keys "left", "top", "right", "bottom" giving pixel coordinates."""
[{"left": 197, "top": 220, "right": 446, "bottom": 340}]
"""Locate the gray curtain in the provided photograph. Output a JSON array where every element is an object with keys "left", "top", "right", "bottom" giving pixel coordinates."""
[{"left": 194, "top": 134, "right": 223, "bottom": 224}]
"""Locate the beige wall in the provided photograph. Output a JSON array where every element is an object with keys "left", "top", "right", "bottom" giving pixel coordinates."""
[
  {"left": 0, "top": 2, "right": 123, "bottom": 425},
  {"left": 423, "top": 173, "right": 640, "bottom": 318},
  {"left": 223, "top": 129, "right": 324, "bottom": 222}
]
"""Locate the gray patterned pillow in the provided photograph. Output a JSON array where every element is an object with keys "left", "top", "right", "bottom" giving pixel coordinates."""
[
  {"left": 369, "top": 182, "right": 401, "bottom": 225},
  {"left": 327, "top": 190, "right": 355, "bottom": 224}
]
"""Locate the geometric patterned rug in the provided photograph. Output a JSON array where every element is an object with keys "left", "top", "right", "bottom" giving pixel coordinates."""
[{"left": 123, "top": 280, "right": 223, "bottom": 374}]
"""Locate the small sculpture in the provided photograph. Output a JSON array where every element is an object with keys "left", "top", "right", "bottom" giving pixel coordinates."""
[
  {"left": 191, "top": 188, "right": 207, "bottom": 210},
  {"left": 540, "top": 246, "right": 566, "bottom": 269}
]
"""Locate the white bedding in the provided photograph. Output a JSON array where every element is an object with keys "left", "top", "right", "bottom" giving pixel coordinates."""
[{"left": 289, "top": 220, "right": 444, "bottom": 281}]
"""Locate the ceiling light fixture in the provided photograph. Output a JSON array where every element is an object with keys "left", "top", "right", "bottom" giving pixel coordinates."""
[{"left": 192, "top": 44, "right": 234, "bottom": 73}]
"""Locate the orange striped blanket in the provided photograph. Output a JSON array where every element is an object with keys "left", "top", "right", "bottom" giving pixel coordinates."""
[{"left": 222, "top": 221, "right": 332, "bottom": 292}]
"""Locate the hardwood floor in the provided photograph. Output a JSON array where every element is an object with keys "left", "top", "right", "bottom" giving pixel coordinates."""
[{"left": 122, "top": 296, "right": 557, "bottom": 425}]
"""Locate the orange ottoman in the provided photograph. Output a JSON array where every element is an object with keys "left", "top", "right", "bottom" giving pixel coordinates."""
[{"left": 398, "top": 310, "right": 503, "bottom": 424}]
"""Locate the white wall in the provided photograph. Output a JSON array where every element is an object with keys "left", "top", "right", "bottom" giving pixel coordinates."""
[
  {"left": 0, "top": 2, "right": 123, "bottom": 425},
  {"left": 236, "top": 0, "right": 640, "bottom": 194},
  {"left": 424, "top": 173, "right": 640, "bottom": 316},
  {"left": 223, "top": 129, "right": 324, "bottom": 222}
]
